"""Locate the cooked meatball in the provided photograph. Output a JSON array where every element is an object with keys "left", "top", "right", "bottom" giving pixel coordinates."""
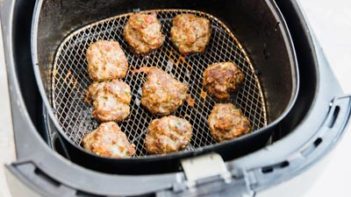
[
  {"left": 144, "top": 116, "right": 192, "bottom": 154},
  {"left": 85, "top": 82, "right": 104, "bottom": 104},
  {"left": 139, "top": 67, "right": 188, "bottom": 115},
  {"left": 208, "top": 103, "right": 251, "bottom": 142},
  {"left": 86, "top": 80, "right": 131, "bottom": 122},
  {"left": 82, "top": 122, "right": 136, "bottom": 158},
  {"left": 86, "top": 40, "right": 128, "bottom": 81},
  {"left": 124, "top": 13, "right": 165, "bottom": 54},
  {"left": 170, "top": 14, "right": 211, "bottom": 55},
  {"left": 203, "top": 62, "right": 244, "bottom": 100}
]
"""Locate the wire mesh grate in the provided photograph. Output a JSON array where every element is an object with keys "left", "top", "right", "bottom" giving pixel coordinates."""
[{"left": 52, "top": 9, "right": 267, "bottom": 157}]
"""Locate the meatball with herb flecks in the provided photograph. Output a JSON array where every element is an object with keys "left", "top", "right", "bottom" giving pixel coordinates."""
[
  {"left": 124, "top": 12, "right": 165, "bottom": 54},
  {"left": 82, "top": 122, "right": 136, "bottom": 158},
  {"left": 171, "top": 14, "right": 211, "bottom": 55},
  {"left": 86, "top": 40, "right": 128, "bottom": 81},
  {"left": 137, "top": 67, "right": 188, "bottom": 115},
  {"left": 208, "top": 103, "right": 251, "bottom": 142},
  {"left": 86, "top": 80, "right": 131, "bottom": 122},
  {"left": 203, "top": 62, "right": 244, "bottom": 100},
  {"left": 144, "top": 116, "right": 192, "bottom": 154}
]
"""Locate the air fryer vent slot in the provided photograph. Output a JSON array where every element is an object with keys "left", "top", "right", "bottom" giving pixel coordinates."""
[
  {"left": 76, "top": 190, "right": 106, "bottom": 197},
  {"left": 34, "top": 168, "right": 61, "bottom": 187},
  {"left": 261, "top": 161, "right": 290, "bottom": 174},
  {"left": 328, "top": 106, "right": 340, "bottom": 128}
]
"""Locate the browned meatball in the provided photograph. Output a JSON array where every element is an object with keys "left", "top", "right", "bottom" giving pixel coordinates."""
[
  {"left": 203, "top": 62, "right": 244, "bottom": 100},
  {"left": 144, "top": 116, "right": 192, "bottom": 154},
  {"left": 124, "top": 13, "right": 165, "bottom": 54},
  {"left": 138, "top": 67, "right": 188, "bottom": 115},
  {"left": 208, "top": 103, "right": 251, "bottom": 142},
  {"left": 82, "top": 122, "right": 136, "bottom": 158},
  {"left": 170, "top": 14, "right": 211, "bottom": 55},
  {"left": 85, "top": 82, "right": 104, "bottom": 104},
  {"left": 86, "top": 80, "right": 131, "bottom": 122},
  {"left": 86, "top": 40, "right": 128, "bottom": 81}
]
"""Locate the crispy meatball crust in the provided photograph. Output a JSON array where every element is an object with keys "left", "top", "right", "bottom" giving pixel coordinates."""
[
  {"left": 203, "top": 62, "right": 244, "bottom": 100},
  {"left": 82, "top": 122, "right": 136, "bottom": 158},
  {"left": 139, "top": 67, "right": 188, "bottom": 115},
  {"left": 86, "top": 40, "right": 128, "bottom": 81},
  {"left": 86, "top": 80, "right": 131, "bottom": 122},
  {"left": 170, "top": 14, "right": 211, "bottom": 55},
  {"left": 208, "top": 103, "right": 251, "bottom": 142},
  {"left": 144, "top": 116, "right": 192, "bottom": 154},
  {"left": 124, "top": 13, "right": 165, "bottom": 54},
  {"left": 85, "top": 82, "right": 104, "bottom": 104}
]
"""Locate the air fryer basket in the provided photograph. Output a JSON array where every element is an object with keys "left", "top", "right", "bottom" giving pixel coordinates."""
[
  {"left": 32, "top": 0, "right": 298, "bottom": 173},
  {"left": 53, "top": 9, "right": 267, "bottom": 157}
]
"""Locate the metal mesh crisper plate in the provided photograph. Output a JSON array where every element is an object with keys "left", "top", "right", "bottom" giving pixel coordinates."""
[{"left": 52, "top": 9, "right": 267, "bottom": 157}]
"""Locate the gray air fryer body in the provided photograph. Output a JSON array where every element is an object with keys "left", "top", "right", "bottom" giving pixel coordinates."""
[{"left": 1, "top": 0, "right": 350, "bottom": 196}]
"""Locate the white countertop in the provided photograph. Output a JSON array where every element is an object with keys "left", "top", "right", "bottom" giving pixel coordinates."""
[
  {"left": 296, "top": 0, "right": 351, "bottom": 196},
  {"left": 1, "top": 0, "right": 351, "bottom": 196},
  {"left": 0, "top": 22, "right": 16, "bottom": 197}
]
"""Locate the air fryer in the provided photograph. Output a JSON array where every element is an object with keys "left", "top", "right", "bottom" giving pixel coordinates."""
[{"left": 1, "top": 0, "right": 350, "bottom": 196}]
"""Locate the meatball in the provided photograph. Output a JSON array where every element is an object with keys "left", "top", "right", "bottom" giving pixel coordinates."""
[
  {"left": 86, "top": 40, "right": 128, "bottom": 81},
  {"left": 85, "top": 82, "right": 104, "bottom": 104},
  {"left": 139, "top": 67, "right": 188, "bottom": 115},
  {"left": 124, "top": 13, "right": 165, "bottom": 54},
  {"left": 144, "top": 116, "right": 192, "bottom": 154},
  {"left": 82, "top": 122, "right": 136, "bottom": 158},
  {"left": 208, "top": 103, "right": 251, "bottom": 142},
  {"left": 86, "top": 80, "right": 131, "bottom": 122},
  {"left": 203, "top": 62, "right": 244, "bottom": 100},
  {"left": 170, "top": 14, "right": 211, "bottom": 55}
]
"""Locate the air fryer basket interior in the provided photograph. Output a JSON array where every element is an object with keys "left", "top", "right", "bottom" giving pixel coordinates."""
[
  {"left": 51, "top": 9, "right": 269, "bottom": 158},
  {"left": 32, "top": 0, "right": 298, "bottom": 173}
]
